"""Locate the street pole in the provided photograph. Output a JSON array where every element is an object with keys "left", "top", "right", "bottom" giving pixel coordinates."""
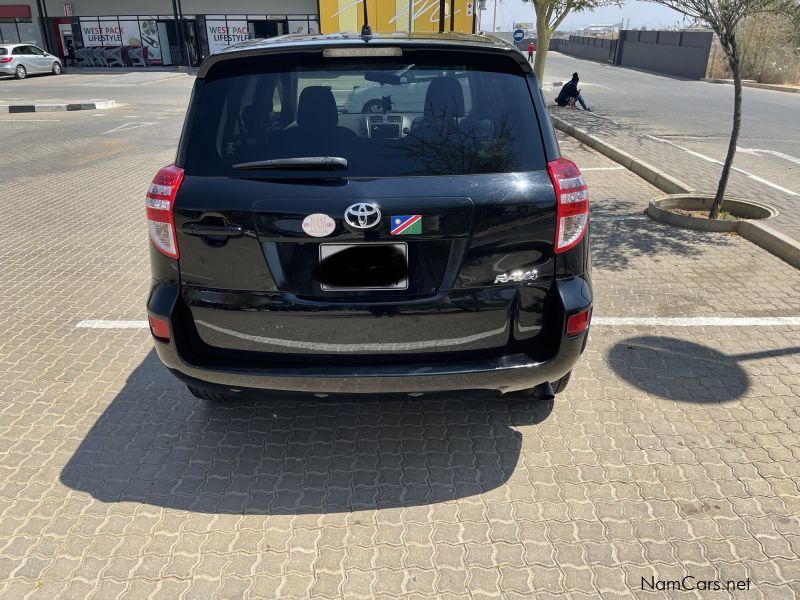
[
  {"left": 439, "top": 0, "right": 446, "bottom": 32},
  {"left": 176, "top": 0, "right": 192, "bottom": 67},
  {"left": 492, "top": 0, "right": 498, "bottom": 33},
  {"left": 34, "top": 0, "right": 54, "bottom": 54},
  {"left": 408, "top": 0, "right": 413, "bottom": 33},
  {"left": 450, "top": 0, "right": 455, "bottom": 31},
  {"left": 171, "top": 0, "right": 187, "bottom": 66}
]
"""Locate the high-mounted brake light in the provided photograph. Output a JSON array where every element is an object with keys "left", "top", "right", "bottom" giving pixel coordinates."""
[
  {"left": 323, "top": 47, "right": 402, "bottom": 58},
  {"left": 145, "top": 164, "right": 184, "bottom": 259},
  {"left": 548, "top": 157, "right": 589, "bottom": 253}
]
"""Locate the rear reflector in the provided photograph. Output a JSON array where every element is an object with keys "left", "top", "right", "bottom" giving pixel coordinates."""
[
  {"left": 548, "top": 157, "right": 589, "bottom": 253},
  {"left": 146, "top": 164, "right": 184, "bottom": 259},
  {"left": 566, "top": 308, "right": 591, "bottom": 337},
  {"left": 148, "top": 315, "right": 171, "bottom": 341}
]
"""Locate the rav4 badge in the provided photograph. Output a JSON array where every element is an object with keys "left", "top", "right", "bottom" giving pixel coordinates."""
[
  {"left": 302, "top": 213, "right": 336, "bottom": 237},
  {"left": 494, "top": 269, "right": 538, "bottom": 284}
]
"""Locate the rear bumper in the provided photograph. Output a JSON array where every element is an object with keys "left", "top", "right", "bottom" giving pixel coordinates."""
[
  {"left": 148, "top": 277, "right": 591, "bottom": 395},
  {"left": 0, "top": 64, "right": 17, "bottom": 76}
]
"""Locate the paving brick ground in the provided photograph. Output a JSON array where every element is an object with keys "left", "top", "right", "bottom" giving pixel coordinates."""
[
  {"left": 552, "top": 108, "right": 800, "bottom": 246},
  {"left": 1, "top": 101, "right": 800, "bottom": 598}
]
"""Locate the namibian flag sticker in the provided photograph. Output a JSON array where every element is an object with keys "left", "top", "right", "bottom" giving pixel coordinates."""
[{"left": 391, "top": 215, "right": 422, "bottom": 235}]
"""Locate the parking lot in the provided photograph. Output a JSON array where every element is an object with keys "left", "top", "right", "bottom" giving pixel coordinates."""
[{"left": 1, "top": 73, "right": 800, "bottom": 598}]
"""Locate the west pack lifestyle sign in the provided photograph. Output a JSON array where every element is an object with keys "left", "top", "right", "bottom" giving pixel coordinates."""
[{"left": 206, "top": 21, "right": 249, "bottom": 54}]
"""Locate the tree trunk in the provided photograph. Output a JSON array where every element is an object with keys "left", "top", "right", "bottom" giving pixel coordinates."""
[
  {"left": 710, "top": 34, "right": 742, "bottom": 219},
  {"left": 533, "top": 13, "right": 550, "bottom": 81}
]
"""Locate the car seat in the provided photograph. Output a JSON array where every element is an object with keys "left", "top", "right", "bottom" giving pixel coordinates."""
[
  {"left": 410, "top": 76, "right": 465, "bottom": 141},
  {"left": 281, "top": 86, "right": 357, "bottom": 156}
]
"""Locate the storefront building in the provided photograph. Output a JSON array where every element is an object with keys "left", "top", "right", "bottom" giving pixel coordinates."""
[
  {"left": 2, "top": 1, "right": 476, "bottom": 66},
  {"left": 0, "top": 1, "right": 318, "bottom": 66}
]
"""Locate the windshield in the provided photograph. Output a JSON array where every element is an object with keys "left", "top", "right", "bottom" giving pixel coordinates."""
[{"left": 185, "top": 51, "right": 546, "bottom": 177}]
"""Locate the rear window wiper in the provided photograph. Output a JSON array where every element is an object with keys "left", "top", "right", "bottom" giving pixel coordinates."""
[{"left": 233, "top": 156, "right": 348, "bottom": 171}]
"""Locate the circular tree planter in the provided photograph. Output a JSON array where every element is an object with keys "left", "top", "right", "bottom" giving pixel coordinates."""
[{"left": 646, "top": 194, "right": 777, "bottom": 232}]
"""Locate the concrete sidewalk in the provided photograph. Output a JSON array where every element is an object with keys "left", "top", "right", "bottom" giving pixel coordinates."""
[{"left": 551, "top": 108, "right": 800, "bottom": 249}]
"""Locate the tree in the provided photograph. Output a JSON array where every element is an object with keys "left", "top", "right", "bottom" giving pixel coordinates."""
[
  {"left": 647, "top": 0, "right": 793, "bottom": 218},
  {"left": 521, "top": 0, "right": 619, "bottom": 80}
]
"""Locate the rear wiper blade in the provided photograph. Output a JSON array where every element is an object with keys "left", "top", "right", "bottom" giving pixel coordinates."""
[{"left": 233, "top": 156, "right": 348, "bottom": 171}]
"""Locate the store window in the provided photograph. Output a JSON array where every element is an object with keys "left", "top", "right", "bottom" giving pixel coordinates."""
[
  {"left": 77, "top": 15, "right": 177, "bottom": 66},
  {"left": 0, "top": 19, "right": 42, "bottom": 45}
]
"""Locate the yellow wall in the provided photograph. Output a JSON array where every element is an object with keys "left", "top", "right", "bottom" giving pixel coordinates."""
[{"left": 319, "top": 0, "right": 475, "bottom": 34}]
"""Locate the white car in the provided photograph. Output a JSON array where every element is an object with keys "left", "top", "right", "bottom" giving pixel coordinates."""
[
  {"left": 343, "top": 66, "right": 448, "bottom": 114},
  {"left": 0, "top": 43, "right": 63, "bottom": 80}
]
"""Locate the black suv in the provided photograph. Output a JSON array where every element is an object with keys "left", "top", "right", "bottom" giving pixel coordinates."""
[{"left": 146, "top": 32, "right": 592, "bottom": 401}]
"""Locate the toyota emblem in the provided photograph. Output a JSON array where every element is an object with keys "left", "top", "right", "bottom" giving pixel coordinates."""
[{"left": 344, "top": 203, "right": 382, "bottom": 230}]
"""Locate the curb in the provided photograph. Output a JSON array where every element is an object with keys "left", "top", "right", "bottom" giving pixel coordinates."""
[
  {"left": 703, "top": 78, "right": 800, "bottom": 94},
  {"left": 552, "top": 114, "right": 800, "bottom": 270},
  {"left": 0, "top": 100, "right": 118, "bottom": 114},
  {"left": 551, "top": 114, "right": 693, "bottom": 195},
  {"left": 647, "top": 195, "right": 779, "bottom": 236},
  {"left": 738, "top": 221, "right": 800, "bottom": 269}
]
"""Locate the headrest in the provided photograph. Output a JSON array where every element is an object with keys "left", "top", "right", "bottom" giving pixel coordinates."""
[
  {"left": 297, "top": 86, "right": 338, "bottom": 128},
  {"left": 424, "top": 77, "right": 466, "bottom": 120}
]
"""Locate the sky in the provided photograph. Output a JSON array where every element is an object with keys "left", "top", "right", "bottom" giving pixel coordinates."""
[{"left": 478, "top": 0, "right": 690, "bottom": 32}]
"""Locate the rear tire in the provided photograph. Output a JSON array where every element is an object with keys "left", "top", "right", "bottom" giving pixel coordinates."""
[
  {"left": 52, "top": 62, "right": 62, "bottom": 75},
  {"left": 15, "top": 65, "right": 26, "bottom": 79},
  {"left": 362, "top": 100, "right": 384, "bottom": 113},
  {"left": 187, "top": 385, "right": 235, "bottom": 402}
]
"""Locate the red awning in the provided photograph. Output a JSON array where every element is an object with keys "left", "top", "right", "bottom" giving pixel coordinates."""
[{"left": 0, "top": 5, "right": 32, "bottom": 19}]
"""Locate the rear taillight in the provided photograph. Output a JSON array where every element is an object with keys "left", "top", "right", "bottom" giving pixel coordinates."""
[
  {"left": 0, "top": 57, "right": 13, "bottom": 63},
  {"left": 548, "top": 157, "right": 589, "bottom": 253},
  {"left": 145, "top": 164, "right": 184, "bottom": 259}
]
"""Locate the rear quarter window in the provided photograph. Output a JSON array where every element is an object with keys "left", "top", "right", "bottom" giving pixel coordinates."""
[{"left": 185, "top": 49, "right": 548, "bottom": 178}]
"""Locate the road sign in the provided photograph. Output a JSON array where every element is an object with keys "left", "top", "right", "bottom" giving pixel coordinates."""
[
  {"left": 466, "top": 1, "right": 474, "bottom": 17},
  {"left": 513, "top": 28, "right": 525, "bottom": 42}
]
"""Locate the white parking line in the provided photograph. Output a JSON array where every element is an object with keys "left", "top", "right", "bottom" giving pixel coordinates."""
[
  {"left": 645, "top": 135, "right": 799, "bottom": 196},
  {"left": 738, "top": 147, "right": 800, "bottom": 167},
  {"left": 77, "top": 316, "right": 800, "bottom": 329},
  {"left": 103, "top": 121, "right": 157, "bottom": 134},
  {"left": 593, "top": 317, "right": 800, "bottom": 326},
  {"left": 591, "top": 215, "right": 648, "bottom": 222},
  {"left": 581, "top": 166, "right": 625, "bottom": 171},
  {"left": 77, "top": 320, "right": 147, "bottom": 328}
]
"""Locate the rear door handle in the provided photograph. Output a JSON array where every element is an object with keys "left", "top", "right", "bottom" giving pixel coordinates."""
[{"left": 181, "top": 223, "right": 243, "bottom": 238}]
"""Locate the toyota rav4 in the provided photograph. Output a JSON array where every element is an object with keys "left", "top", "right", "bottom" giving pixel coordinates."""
[{"left": 146, "top": 32, "right": 592, "bottom": 401}]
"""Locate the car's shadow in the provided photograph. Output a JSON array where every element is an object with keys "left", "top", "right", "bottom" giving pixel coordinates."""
[
  {"left": 608, "top": 335, "right": 751, "bottom": 403},
  {"left": 60, "top": 350, "right": 552, "bottom": 514}
]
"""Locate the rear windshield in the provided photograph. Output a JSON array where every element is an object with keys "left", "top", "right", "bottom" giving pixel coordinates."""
[
  {"left": 0, "top": 48, "right": 7, "bottom": 56},
  {"left": 185, "top": 50, "right": 547, "bottom": 177}
]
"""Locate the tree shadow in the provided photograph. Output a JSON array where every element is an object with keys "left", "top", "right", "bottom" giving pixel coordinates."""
[
  {"left": 60, "top": 350, "right": 553, "bottom": 515},
  {"left": 590, "top": 217, "right": 735, "bottom": 271},
  {"left": 608, "top": 335, "right": 758, "bottom": 403}
]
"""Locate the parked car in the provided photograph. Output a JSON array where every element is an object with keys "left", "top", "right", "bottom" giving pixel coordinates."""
[
  {"left": 0, "top": 43, "right": 62, "bottom": 79},
  {"left": 146, "top": 32, "right": 592, "bottom": 401},
  {"left": 342, "top": 64, "right": 471, "bottom": 114}
]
